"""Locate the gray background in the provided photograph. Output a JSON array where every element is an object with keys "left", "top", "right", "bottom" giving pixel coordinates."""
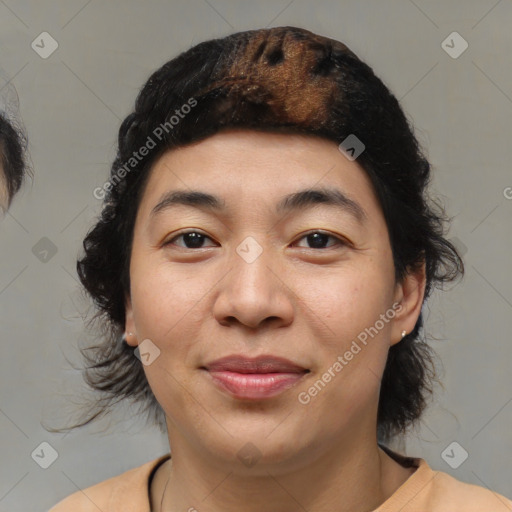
[{"left": 0, "top": 1, "right": 511, "bottom": 510}]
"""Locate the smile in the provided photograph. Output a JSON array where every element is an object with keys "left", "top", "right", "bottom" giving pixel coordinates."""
[{"left": 201, "top": 354, "right": 310, "bottom": 400}]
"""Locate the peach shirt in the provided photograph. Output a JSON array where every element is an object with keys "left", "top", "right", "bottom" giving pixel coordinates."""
[{"left": 49, "top": 453, "right": 512, "bottom": 511}]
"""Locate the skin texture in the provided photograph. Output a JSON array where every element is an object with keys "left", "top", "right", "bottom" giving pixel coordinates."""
[{"left": 124, "top": 129, "right": 426, "bottom": 512}]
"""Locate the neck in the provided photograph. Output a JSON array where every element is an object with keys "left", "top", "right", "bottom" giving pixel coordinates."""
[{"left": 154, "top": 424, "right": 412, "bottom": 512}]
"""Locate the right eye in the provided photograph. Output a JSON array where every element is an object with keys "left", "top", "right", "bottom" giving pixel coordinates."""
[{"left": 164, "top": 230, "right": 217, "bottom": 249}]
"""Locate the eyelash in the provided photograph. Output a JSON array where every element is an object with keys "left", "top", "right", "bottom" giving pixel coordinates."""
[{"left": 164, "top": 229, "right": 348, "bottom": 250}]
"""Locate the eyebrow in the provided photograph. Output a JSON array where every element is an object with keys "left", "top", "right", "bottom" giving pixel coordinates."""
[{"left": 150, "top": 186, "right": 368, "bottom": 224}]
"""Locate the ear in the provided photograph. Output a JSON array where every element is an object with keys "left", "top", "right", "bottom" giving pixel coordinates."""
[
  {"left": 124, "top": 293, "right": 138, "bottom": 347},
  {"left": 390, "top": 260, "right": 426, "bottom": 346}
]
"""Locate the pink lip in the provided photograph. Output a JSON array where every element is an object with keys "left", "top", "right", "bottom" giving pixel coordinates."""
[{"left": 202, "top": 355, "right": 309, "bottom": 400}]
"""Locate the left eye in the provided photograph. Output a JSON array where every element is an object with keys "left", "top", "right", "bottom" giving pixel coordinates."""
[
  {"left": 293, "top": 231, "right": 344, "bottom": 249},
  {"left": 165, "top": 230, "right": 345, "bottom": 250}
]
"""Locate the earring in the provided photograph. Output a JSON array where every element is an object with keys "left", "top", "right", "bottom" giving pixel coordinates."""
[
  {"left": 401, "top": 330, "right": 407, "bottom": 338},
  {"left": 121, "top": 332, "right": 134, "bottom": 342}
]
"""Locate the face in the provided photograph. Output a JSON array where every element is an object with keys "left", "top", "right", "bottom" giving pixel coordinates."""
[
  {"left": 125, "top": 129, "right": 425, "bottom": 472},
  {"left": 0, "top": 160, "right": 7, "bottom": 213},
  {"left": 0, "top": 121, "right": 10, "bottom": 213},
  {"left": 0, "top": 172, "right": 6, "bottom": 213}
]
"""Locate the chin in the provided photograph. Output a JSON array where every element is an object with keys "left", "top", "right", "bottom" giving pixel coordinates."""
[{"left": 183, "top": 413, "right": 322, "bottom": 473}]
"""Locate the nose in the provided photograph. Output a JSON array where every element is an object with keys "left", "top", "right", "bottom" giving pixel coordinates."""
[{"left": 212, "top": 238, "right": 294, "bottom": 330}]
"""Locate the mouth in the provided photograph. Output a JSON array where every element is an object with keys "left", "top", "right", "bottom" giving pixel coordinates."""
[{"left": 201, "top": 355, "right": 310, "bottom": 400}]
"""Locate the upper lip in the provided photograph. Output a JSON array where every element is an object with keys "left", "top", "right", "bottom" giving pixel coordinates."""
[{"left": 203, "top": 355, "right": 309, "bottom": 374}]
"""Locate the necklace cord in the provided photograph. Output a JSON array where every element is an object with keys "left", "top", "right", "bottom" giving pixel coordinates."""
[{"left": 157, "top": 459, "right": 172, "bottom": 512}]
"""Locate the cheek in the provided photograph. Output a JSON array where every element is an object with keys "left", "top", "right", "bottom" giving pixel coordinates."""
[
  {"left": 131, "top": 263, "right": 207, "bottom": 340},
  {"left": 298, "top": 262, "right": 393, "bottom": 344},
  {"left": 131, "top": 267, "right": 205, "bottom": 411},
  {"left": 294, "top": 263, "right": 393, "bottom": 408}
]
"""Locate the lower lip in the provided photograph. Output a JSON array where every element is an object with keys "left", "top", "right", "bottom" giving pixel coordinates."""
[{"left": 205, "top": 370, "right": 307, "bottom": 400}]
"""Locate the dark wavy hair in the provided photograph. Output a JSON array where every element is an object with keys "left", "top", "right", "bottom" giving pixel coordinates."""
[
  {"left": 0, "top": 111, "right": 28, "bottom": 209},
  {"left": 50, "top": 26, "right": 464, "bottom": 444}
]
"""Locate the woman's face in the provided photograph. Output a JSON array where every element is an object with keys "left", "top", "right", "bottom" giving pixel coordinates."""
[
  {"left": 0, "top": 167, "right": 7, "bottom": 212},
  {"left": 125, "top": 129, "right": 424, "bottom": 471}
]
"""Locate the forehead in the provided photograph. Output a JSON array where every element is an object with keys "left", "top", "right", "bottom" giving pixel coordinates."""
[{"left": 137, "top": 129, "right": 382, "bottom": 223}]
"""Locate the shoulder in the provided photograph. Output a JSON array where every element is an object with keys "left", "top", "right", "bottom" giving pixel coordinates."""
[
  {"left": 377, "top": 448, "right": 512, "bottom": 512},
  {"left": 48, "top": 453, "right": 171, "bottom": 512},
  {"left": 425, "top": 469, "right": 512, "bottom": 511}
]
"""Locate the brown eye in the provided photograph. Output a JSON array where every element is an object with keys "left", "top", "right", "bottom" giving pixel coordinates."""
[
  {"left": 294, "top": 231, "right": 345, "bottom": 249},
  {"left": 165, "top": 230, "right": 216, "bottom": 249}
]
